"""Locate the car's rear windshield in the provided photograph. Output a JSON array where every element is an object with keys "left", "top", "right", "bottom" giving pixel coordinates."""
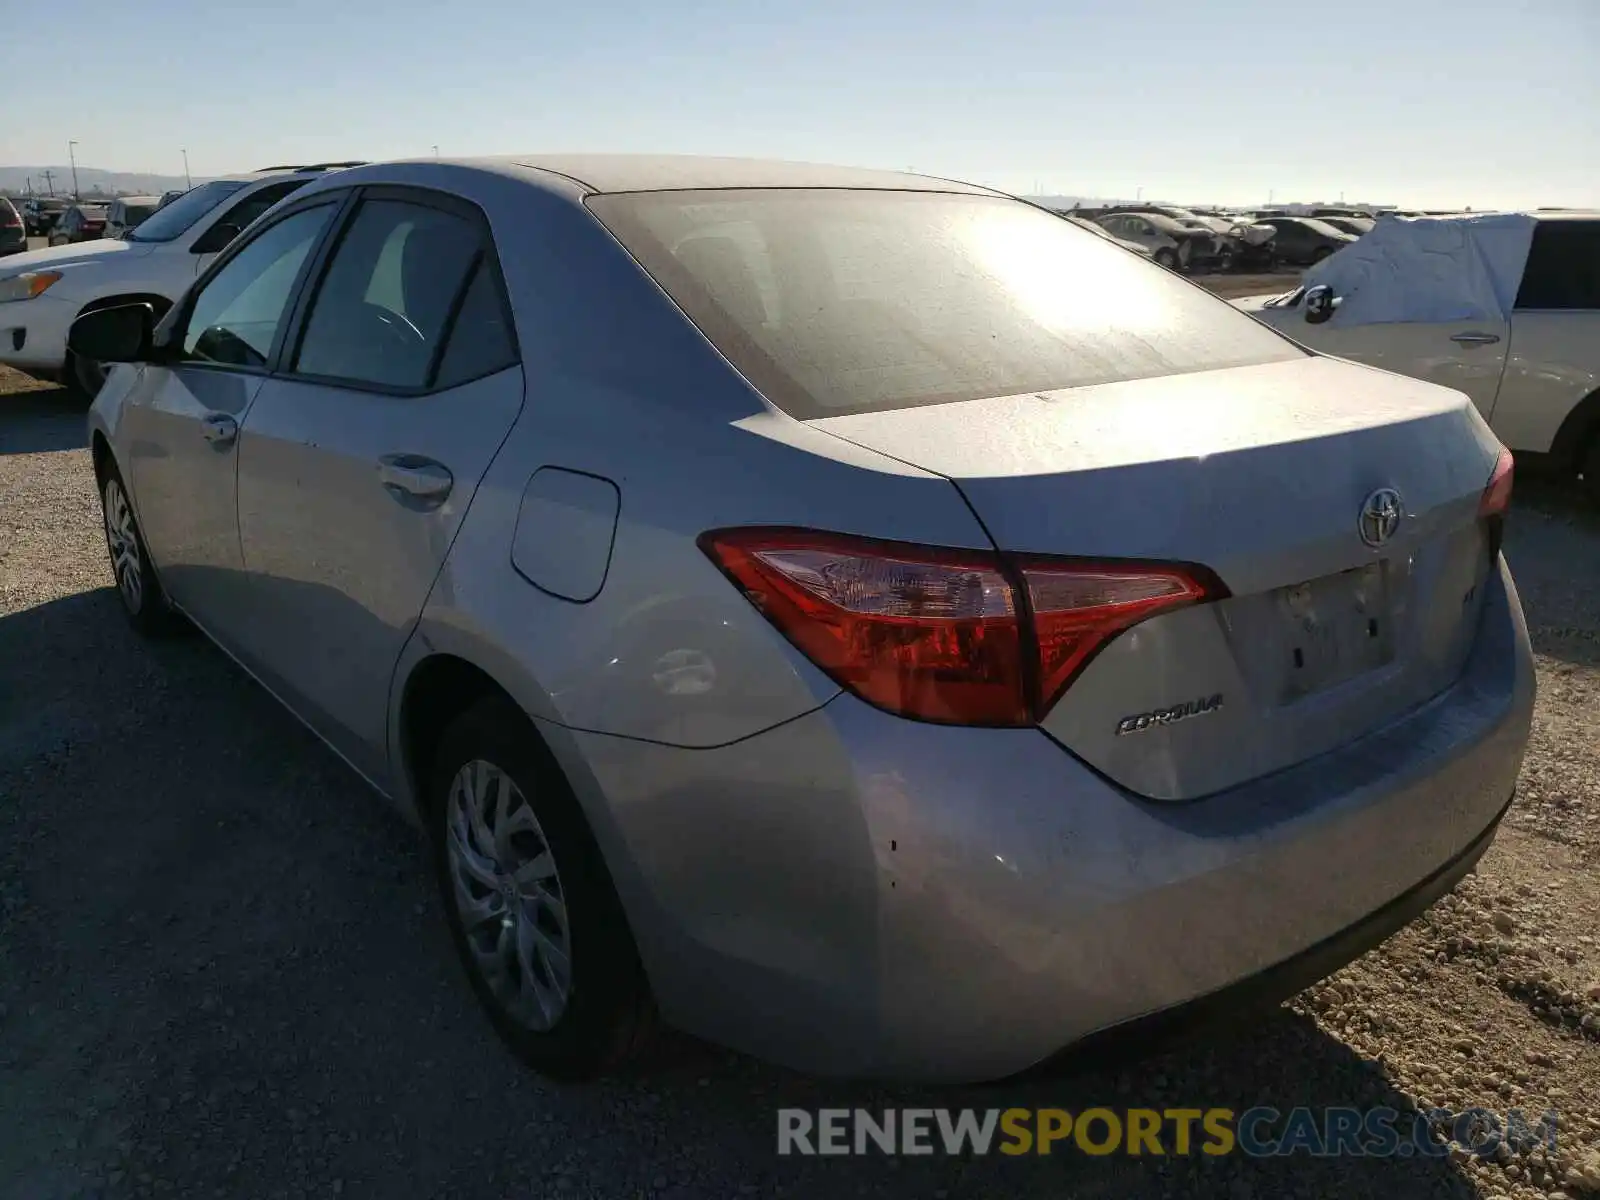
[
  {"left": 126, "top": 179, "right": 247, "bottom": 243},
  {"left": 589, "top": 189, "right": 1303, "bottom": 419}
]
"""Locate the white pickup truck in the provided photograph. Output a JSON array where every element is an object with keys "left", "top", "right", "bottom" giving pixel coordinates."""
[
  {"left": 1238, "top": 211, "right": 1600, "bottom": 503},
  {"left": 0, "top": 163, "right": 363, "bottom": 396}
]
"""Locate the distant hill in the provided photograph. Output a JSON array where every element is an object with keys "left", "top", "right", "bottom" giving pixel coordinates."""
[{"left": 0, "top": 166, "right": 215, "bottom": 199}]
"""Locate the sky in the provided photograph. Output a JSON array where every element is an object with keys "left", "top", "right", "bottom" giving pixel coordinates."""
[{"left": 2, "top": 0, "right": 1595, "bottom": 209}]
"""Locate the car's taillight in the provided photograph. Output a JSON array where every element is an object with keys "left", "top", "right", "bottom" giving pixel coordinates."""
[
  {"left": 1479, "top": 448, "right": 1514, "bottom": 519},
  {"left": 699, "top": 527, "right": 1222, "bottom": 727}
]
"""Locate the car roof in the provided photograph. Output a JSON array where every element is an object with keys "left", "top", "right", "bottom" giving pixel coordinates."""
[
  {"left": 432, "top": 154, "right": 997, "bottom": 197},
  {"left": 116, "top": 195, "right": 162, "bottom": 205}
]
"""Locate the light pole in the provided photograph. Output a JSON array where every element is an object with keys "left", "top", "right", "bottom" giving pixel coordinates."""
[
  {"left": 182, "top": 149, "right": 192, "bottom": 189},
  {"left": 68, "top": 140, "right": 80, "bottom": 200},
  {"left": 1136, "top": 185, "right": 1143, "bottom": 201}
]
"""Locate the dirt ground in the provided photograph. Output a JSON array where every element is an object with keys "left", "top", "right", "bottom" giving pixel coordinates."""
[{"left": 1, "top": 365, "right": 1597, "bottom": 1200}]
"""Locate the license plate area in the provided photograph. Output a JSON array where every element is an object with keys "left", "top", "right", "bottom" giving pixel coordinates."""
[{"left": 1277, "top": 561, "right": 1396, "bottom": 700}]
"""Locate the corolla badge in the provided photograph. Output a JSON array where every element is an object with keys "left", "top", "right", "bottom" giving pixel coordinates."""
[
  {"left": 1358, "top": 487, "right": 1403, "bottom": 548},
  {"left": 1115, "top": 693, "right": 1224, "bottom": 737}
]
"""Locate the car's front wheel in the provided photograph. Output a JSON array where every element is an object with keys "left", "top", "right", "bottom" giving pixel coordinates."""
[
  {"left": 99, "top": 466, "right": 182, "bottom": 636},
  {"left": 1581, "top": 436, "right": 1600, "bottom": 507},
  {"left": 430, "top": 700, "right": 654, "bottom": 1080},
  {"left": 67, "top": 351, "right": 109, "bottom": 400},
  {"left": 1154, "top": 247, "right": 1178, "bottom": 270}
]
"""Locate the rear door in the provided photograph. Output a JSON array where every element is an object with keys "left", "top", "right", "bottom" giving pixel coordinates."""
[{"left": 231, "top": 186, "right": 524, "bottom": 780}]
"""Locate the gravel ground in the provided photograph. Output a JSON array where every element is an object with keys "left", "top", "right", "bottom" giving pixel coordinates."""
[{"left": 2, "top": 371, "right": 1597, "bottom": 1200}]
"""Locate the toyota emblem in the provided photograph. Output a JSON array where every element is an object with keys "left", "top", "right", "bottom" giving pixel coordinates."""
[{"left": 1358, "top": 487, "right": 1403, "bottom": 548}]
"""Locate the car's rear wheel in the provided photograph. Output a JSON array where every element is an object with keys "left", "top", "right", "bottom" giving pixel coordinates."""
[
  {"left": 430, "top": 700, "right": 654, "bottom": 1080},
  {"left": 99, "top": 465, "right": 182, "bottom": 636}
]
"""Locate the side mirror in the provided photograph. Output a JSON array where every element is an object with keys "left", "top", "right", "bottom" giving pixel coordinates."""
[
  {"left": 68, "top": 303, "right": 156, "bottom": 364},
  {"left": 1303, "top": 283, "right": 1341, "bottom": 325},
  {"left": 191, "top": 222, "right": 241, "bottom": 255}
]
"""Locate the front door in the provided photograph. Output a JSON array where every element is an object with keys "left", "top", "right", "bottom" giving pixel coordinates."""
[
  {"left": 230, "top": 189, "right": 524, "bottom": 781},
  {"left": 124, "top": 202, "right": 340, "bottom": 636}
]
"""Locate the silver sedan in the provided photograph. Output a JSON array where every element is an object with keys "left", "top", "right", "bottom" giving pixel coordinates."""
[{"left": 75, "top": 155, "right": 1534, "bottom": 1082}]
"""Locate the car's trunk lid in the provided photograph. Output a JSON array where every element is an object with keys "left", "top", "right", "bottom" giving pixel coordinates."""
[{"left": 810, "top": 355, "right": 1502, "bottom": 800}]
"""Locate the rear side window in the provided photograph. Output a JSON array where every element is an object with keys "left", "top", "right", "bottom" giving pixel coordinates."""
[
  {"left": 293, "top": 198, "right": 499, "bottom": 390},
  {"left": 1516, "top": 221, "right": 1600, "bottom": 310},
  {"left": 588, "top": 189, "right": 1302, "bottom": 419}
]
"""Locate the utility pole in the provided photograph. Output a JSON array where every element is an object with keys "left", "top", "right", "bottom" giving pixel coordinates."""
[
  {"left": 68, "top": 140, "right": 81, "bottom": 200},
  {"left": 1136, "top": 185, "right": 1143, "bottom": 201},
  {"left": 40, "top": 168, "right": 57, "bottom": 196},
  {"left": 432, "top": 145, "right": 440, "bottom": 158},
  {"left": 182, "top": 148, "right": 191, "bottom": 189}
]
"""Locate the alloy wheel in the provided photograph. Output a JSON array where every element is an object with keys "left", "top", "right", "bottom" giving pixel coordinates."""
[
  {"left": 102, "top": 478, "right": 143, "bottom": 614},
  {"left": 445, "top": 759, "right": 573, "bottom": 1032}
]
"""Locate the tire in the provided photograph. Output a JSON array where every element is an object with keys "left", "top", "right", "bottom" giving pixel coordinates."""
[
  {"left": 1217, "top": 247, "right": 1237, "bottom": 273},
  {"left": 99, "top": 462, "right": 184, "bottom": 636},
  {"left": 1154, "top": 247, "right": 1179, "bottom": 270},
  {"left": 1581, "top": 436, "right": 1600, "bottom": 508},
  {"left": 65, "top": 351, "right": 109, "bottom": 400},
  {"left": 430, "top": 699, "right": 654, "bottom": 1080}
]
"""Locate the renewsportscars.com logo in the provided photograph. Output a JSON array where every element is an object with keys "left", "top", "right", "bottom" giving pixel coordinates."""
[{"left": 777, "top": 1106, "right": 1560, "bottom": 1158}]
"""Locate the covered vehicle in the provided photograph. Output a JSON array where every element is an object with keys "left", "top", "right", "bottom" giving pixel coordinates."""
[{"left": 1239, "top": 211, "right": 1600, "bottom": 502}]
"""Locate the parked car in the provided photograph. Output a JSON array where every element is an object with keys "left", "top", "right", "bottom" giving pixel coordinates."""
[
  {"left": 1241, "top": 211, "right": 1600, "bottom": 503},
  {"left": 156, "top": 189, "right": 187, "bottom": 210},
  {"left": 73, "top": 154, "right": 1531, "bottom": 1083},
  {"left": 1319, "top": 216, "right": 1376, "bottom": 238},
  {"left": 1093, "top": 210, "right": 1223, "bottom": 270},
  {"left": 1176, "top": 212, "right": 1280, "bottom": 270},
  {"left": 22, "top": 197, "right": 70, "bottom": 237},
  {"left": 104, "top": 195, "right": 162, "bottom": 239},
  {"left": 48, "top": 204, "right": 109, "bottom": 246},
  {"left": 1062, "top": 213, "right": 1153, "bottom": 256},
  {"left": 1252, "top": 216, "right": 1357, "bottom": 266},
  {"left": 0, "top": 198, "right": 27, "bottom": 258},
  {"left": 0, "top": 162, "right": 366, "bottom": 396}
]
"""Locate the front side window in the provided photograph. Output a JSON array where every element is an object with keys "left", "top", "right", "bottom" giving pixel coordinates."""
[
  {"left": 1516, "top": 221, "right": 1600, "bottom": 310},
  {"left": 125, "top": 180, "right": 247, "bottom": 243},
  {"left": 293, "top": 198, "right": 485, "bottom": 389},
  {"left": 181, "top": 205, "right": 335, "bottom": 369},
  {"left": 589, "top": 189, "right": 1305, "bottom": 419}
]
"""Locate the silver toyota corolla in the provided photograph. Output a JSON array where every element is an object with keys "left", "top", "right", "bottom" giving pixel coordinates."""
[{"left": 76, "top": 155, "right": 1534, "bottom": 1083}]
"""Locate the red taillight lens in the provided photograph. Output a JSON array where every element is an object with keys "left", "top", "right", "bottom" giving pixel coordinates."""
[
  {"left": 1023, "top": 564, "right": 1214, "bottom": 714},
  {"left": 1479, "top": 448, "right": 1514, "bottom": 518},
  {"left": 699, "top": 527, "right": 1220, "bottom": 726}
]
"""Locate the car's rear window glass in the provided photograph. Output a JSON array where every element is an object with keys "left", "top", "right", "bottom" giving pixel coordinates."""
[{"left": 589, "top": 189, "right": 1302, "bottom": 419}]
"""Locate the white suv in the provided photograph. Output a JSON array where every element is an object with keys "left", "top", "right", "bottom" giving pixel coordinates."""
[{"left": 0, "top": 162, "right": 364, "bottom": 396}]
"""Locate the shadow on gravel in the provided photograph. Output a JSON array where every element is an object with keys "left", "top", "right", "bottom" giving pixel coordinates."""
[
  {"left": 0, "top": 385, "right": 87, "bottom": 456},
  {"left": 0, "top": 590, "right": 1483, "bottom": 1200},
  {"left": 1504, "top": 483, "right": 1600, "bottom": 669}
]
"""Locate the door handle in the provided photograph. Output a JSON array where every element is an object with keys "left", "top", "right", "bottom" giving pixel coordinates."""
[
  {"left": 200, "top": 412, "right": 238, "bottom": 446},
  {"left": 1450, "top": 332, "right": 1501, "bottom": 345},
  {"left": 377, "top": 454, "right": 454, "bottom": 505}
]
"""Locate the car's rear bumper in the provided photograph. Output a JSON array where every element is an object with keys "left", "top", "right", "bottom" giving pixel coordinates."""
[
  {"left": 0, "top": 293, "right": 76, "bottom": 371},
  {"left": 562, "top": 554, "right": 1535, "bottom": 1081}
]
